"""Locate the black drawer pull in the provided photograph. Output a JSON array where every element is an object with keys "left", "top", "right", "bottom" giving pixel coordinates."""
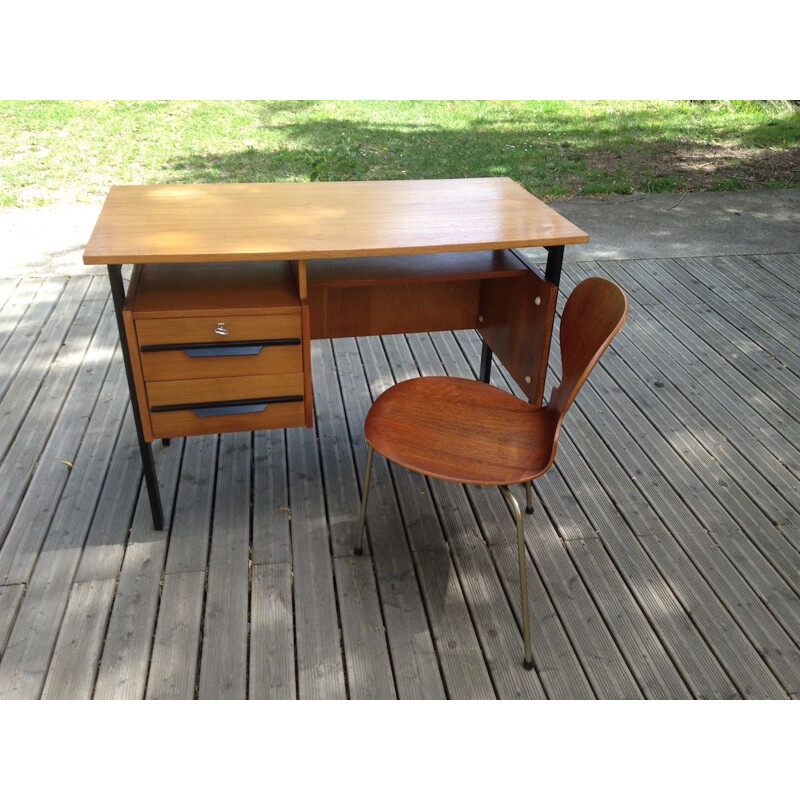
[
  {"left": 185, "top": 345, "right": 263, "bottom": 358},
  {"left": 194, "top": 402, "right": 267, "bottom": 417},
  {"left": 151, "top": 395, "right": 303, "bottom": 414},
  {"left": 141, "top": 338, "right": 301, "bottom": 354}
]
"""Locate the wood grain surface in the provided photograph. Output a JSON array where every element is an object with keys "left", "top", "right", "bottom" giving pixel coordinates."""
[{"left": 83, "top": 178, "right": 589, "bottom": 264}]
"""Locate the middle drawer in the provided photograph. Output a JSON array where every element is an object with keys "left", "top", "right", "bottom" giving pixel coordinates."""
[
  {"left": 146, "top": 372, "right": 304, "bottom": 410},
  {"left": 140, "top": 342, "right": 302, "bottom": 381}
]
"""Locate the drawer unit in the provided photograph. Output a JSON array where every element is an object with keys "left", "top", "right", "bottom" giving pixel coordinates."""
[{"left": 122, "top": 261, "right": 311, "bottom": 441}]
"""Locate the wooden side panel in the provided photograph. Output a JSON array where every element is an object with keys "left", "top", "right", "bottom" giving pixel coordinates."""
[
  {"left": 477, "top": 268, "right": 558, "bottom": 405},
  {"left": 291, "top": 259, "right": 308, "bottom": 300},
  {"left": 309, "top": 280, "right": 480, "bottom": 339},
  {"left": 301, "top": 302, "right": 313, "bottom": 427}
]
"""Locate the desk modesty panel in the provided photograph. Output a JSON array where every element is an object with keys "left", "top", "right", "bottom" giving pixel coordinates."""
[{"left": 82, "top": 178, "right": 588, "bottom": 264}]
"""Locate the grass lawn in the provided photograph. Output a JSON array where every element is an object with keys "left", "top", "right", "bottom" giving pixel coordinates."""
[{"left": 1, "top": 100, "right": 798, "bottom": 207}]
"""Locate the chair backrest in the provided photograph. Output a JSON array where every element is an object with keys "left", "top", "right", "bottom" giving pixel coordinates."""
[{"left": 548, "top": 277, "right": 629, "bottom": 418}]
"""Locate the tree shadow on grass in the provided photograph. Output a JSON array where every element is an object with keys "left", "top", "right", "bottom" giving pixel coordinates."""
[{"left": 166, "top": 108, "right": 800, "bottom": 197}]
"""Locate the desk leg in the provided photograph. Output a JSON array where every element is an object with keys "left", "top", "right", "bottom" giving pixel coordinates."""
[
  {"left": 107, "top": 264, "right": 165, "bottom": 530},
  {"left": 479, "top": 339, "right": 493, "bottom": 384},
  {"left": 544, "top": 245, "right": 564, "bottom": 288}
]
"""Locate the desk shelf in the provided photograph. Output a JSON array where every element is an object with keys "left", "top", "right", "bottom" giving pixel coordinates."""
[
  {"left": 306, "top": 248, "right": 540, "bottom": 340},
  {"left": 307, "top": 248, "right": 530, "bottom": 287}
]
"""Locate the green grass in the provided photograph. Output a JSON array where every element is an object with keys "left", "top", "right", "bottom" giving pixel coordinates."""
[{"left": 1, "top": 100, "right": 798, "bottom": 207}]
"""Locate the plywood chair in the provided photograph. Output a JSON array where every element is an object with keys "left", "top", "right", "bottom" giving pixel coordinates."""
[{"left": 354, "top": 276, "right": 629, "bottom": 669}]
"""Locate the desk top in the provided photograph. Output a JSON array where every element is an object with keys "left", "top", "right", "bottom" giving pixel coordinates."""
[{"left": 83, "top": 177, "right": 588, "bottom": 265}]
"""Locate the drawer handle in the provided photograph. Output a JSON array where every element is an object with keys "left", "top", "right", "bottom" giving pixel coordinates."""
[
  {"left": 215, "top": 322, "right": 229, "bottom": 336},
  {"left": 141, "top": 338, "right": 301, "bottom": 354},
  {"left": 186, "top": 345, "right": 262, "bottom": 358},
  {"left": 193, "top": 402, "right": 267, "bottom": 417},
  {"left": 151, "top": 395, "right": 303, "bottom": 414}
]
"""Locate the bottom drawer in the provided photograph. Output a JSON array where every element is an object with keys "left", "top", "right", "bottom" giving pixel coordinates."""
[{"left": 150, "top": 399, "right": 306, "bottom": 439}]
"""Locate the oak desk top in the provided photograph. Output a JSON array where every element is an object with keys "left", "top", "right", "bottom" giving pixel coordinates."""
[{"left": 83, "top": 177, "right": 589, "bottom": 265}]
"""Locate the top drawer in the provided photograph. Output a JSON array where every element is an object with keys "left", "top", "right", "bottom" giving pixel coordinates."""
[{"left": 136, "top": 313, "right": 301, "bottom": 346}]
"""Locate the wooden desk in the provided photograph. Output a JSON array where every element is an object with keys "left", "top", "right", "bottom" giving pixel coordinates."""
[{"left": 84, "top": 178, "right": 588, "bottom": 528}]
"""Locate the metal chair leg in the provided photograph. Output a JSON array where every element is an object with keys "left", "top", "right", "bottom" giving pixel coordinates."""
[
  {"left": 500, "top": 485, "right": 534, "bottom": 670},
  {"left": 525, "top": 480, "right": 534, "bottom": 514},
  {"left": 354, "top": 445, "right": 375, "bottom": 556}
]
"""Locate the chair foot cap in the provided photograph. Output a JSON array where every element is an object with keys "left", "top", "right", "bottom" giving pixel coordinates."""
[
  {"left": 523, "top": 657, "right": 535, "bottom": 671},
  {"left": 525, "top": 506, "right": 534, "bottom": 514},
  {"left": 354, "top": 546, "right": 363, "bottom": 556}
]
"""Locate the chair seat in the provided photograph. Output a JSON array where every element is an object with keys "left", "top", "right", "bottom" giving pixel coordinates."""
[{"left": 364, "top": 376, "right": 560, "bottom": 485}]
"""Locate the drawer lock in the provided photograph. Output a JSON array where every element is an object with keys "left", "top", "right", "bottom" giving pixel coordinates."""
[{"left": 215, "top": 321, "right": 229, "bottom": 336}]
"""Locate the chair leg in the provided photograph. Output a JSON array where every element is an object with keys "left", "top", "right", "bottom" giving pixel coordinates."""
[
  {"left": 500, "top": 485, "right": 534, "bottom": 670},
  {"left": 525, "top": 481, "right": 534, "bottom": 514},
  {"left": 354, "top": 445, "right": 375, "bottom": 556}
]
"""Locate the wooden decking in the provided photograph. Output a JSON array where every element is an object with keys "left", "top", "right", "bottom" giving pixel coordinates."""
[{"left": 1, "top": 252, "right": 799, "bottom": 699}]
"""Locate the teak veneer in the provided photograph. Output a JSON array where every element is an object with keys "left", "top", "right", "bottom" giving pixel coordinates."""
[
  {"left": 85, "top": 178, "right": 589, "bottom": 529},
  {"left": 83, "top": 178, "right": 588, "bottom": 264}
]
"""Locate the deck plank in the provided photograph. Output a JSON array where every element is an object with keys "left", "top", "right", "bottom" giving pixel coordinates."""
[
  {"left": 311, "top": 341, "right": 399, "bottom": 699},
  {"left": 248, "top": 428, "right": 296, "bottom": 699},
  {"left": 0, "top": 584, "right": 24, "bottom": 658},
  {"left": 631, "top": 257, "right": 800, "bottom": 484},
  {"left": 163, "top": 435, "right": 217, "bottom": 575},
  {"left": 41, "top": 417, "right": 147, "bottom": 697},
  {"left": 73, "top": 412, "right": 145, "bottom": 583},
  {"left": 0, "top": 277, "right": 98, "bottom": 546},
  {"left": 92, "top": 440, "right": 184, "bottom": 700},
  {"left": 576, "top": 264, "right": 800, "bottom": 556},
  {"left": 1, "top": 256, "right": 799, "bottom": 700},
  {"left": 0, "top": 355, "right": 130, "bottom": 699},
  {"left": 0, "top": 304, "right": 120, "bottom": 586},
  {"left": 372, "top": 333, "right": 579, "bottom": 699},
  {"left": 331, "top": 337, "right": 448, "bottom": 699},
  {"left": 631, "top": 257, "right": 800, "bottom": 413},
  {"left": 454, "top": 328, "right": 746, "bottom": 699},
  {"left": 143, "top": 435, "right": 219, "bottom": 699},
  {"left": 416, "top": 331, "right": 642, "bottom": 699},
  {"left": 728, "top": 253, "right": 800, "bottom": 296},
  {"left": 198, "top": 432, "right": 251, "bottom": 700},
  {"left": 0, "top": 280, "right": 49, "bottom": 396},
  {"left": 0, "top": 277, "right": 81, "bottom": 460},
  {"left": 252, "top": 429, "right": 291, "bottom": 567},
  {"left": 286, "top": 424, "right": 348, "bottom": 700},
  {"left": 146, "top": 571, "right": 206, "bottom": 700},
  {"left": 559, "top": 265, "right": 799, "bottom": 696},
  {"left": 581, "top": 261, "right": 800, "bottom": 607},
  {"left": 0, "top": 277, "right": 20, "bottom": 316},
  {"left": 41, "top": 580, "right": 116, "bottom": 700},
  {"left": 249, "top": 563, "right": 296, "bottom": 699},
  {"left": 688, "top": 256, "right": 800, "bottom": 358}
]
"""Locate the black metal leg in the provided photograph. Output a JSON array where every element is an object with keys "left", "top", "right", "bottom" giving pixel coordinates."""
[
  {"left": 479, "top": 338, "right": 493, "bottom": 384},
  {"left": 544, "top": 245, "right": 564, "bottom": 288},
  {"left": 107, "top": 264, "right": 164, "bottom": 530}
]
